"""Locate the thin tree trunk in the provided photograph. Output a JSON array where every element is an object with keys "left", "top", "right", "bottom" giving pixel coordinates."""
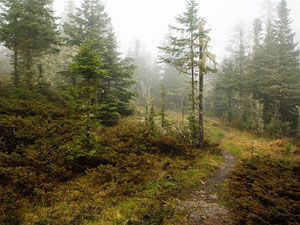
[
  {"left": 145, "top": 99, "right": 148, "bottom": 126},
  {"left": 228, "top": 89, "right": 232, "bottom": 122},
  {"left": 190, "top": 38, "right": 196, "bottom": 145},
  {"left": 182, "top": 95, "right": 185, "bottom": 127},
  {"left": 198, "top": 43, "right": 204, "bottom": 148},
  {"left": 25, "top": 50, "right": 33, "bottom": 87},
  {"left": 87, "top": 76, "right": 91, "bottom": 148},
  {"left": 13, "top": 48, "right": 19, "bottom": 87},
  {"left": 161, "top": 83, "right": 166, "bottom": 128}
]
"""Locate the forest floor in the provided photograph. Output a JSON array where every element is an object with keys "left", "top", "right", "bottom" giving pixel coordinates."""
[
  {"left": 2, "top": 94, "right": 298, "bottom": 225},
  {"left": 174, "top": 117, "right": 300, "bottom": 225},
  {"left": 174, "top": 123, "right": 235, "bottom": 225},
  {"left": 175, "top": 145, "right": 235, "bottom": 225}
]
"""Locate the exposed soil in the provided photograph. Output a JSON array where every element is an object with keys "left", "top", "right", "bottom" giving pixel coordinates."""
[{"left": 174, "top": 144, "right": 235, "bottom": 225}]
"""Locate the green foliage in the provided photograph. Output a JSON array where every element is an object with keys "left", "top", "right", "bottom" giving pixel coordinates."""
[
  {"left": 224, "top": 154, "right": 300, "bottom": 225},
  {"left": 0, "top": 0, "right": 60, "bottom": 87},
  {"left": 70, "top": 42, "right": 105, "bottom": 81},
  {"left": 63, "top": 0, "right": 135, "bottom": 126},
  {"left": 159, "top": 0, "right": 216, "bottom": 145},
  {"left": 208, "top": 0, "right": 300, "bottom": 137}
]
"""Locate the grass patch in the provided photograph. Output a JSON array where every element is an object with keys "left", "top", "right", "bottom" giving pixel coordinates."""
[
  {"left": 86, "top": 147, "right": 222, "bottom": 224},
  {"left": 206, "top": 126, "right": 226, "bottom": 144}
]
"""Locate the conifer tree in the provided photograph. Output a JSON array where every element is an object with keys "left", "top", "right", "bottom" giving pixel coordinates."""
[
  {"left": 63, "top": 0, "right": 108, "bottom": 48},
  {"left": 273, "top": 0, "right": 300, "bottom": 130},
  {"left": 159, "top": 0, "right": 216, "bottom": 146},
  {"left": 209, "top": 0, "right": 300, "bottom": 136},
  {"left": 158, "top": 31, "right": 189, "bottom": 110},
  {"left": 159, "top": 0, "right": 202, "bottom": 145},
  {"left": 197, "top": 20, "right": 216, "bottom": 147},
  {"left": 0, "top": 0, "right": 60, "bottom": 87},
  {"left": 0, "top": 0, "right": 23, "bottom": 87},
  {"left": 70, "top": 41, "right": 106, "bottom": 145},
  {"left": 249, "top": 18, "right": 264, "bottom": 99},
  {"left": 64, "top": 0, "right": 134, "bottom": 126}
]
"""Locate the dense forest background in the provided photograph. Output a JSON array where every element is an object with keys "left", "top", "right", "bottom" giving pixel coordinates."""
[
  {"left": 0, "top": 0, "right": 299, "bottom": 224},
  {"left": 1, "top": 0, "right": 299, "bottom": 137}
]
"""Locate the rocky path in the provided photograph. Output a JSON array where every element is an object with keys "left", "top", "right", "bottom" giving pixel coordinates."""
[{"left": 175, "top": 145, "right": 236, "bottom": 225}]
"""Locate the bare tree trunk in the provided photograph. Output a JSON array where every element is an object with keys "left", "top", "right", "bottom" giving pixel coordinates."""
[
  {"left": 160, "top": 82, "right": 166, "bottom": 128},
  {"left": 145, "top": 99, "right": 148, "bottom": 126},
  {"left": 87, "top": 76, "right": 91, "bottom": 148},
  {"left": 13, "top": 48, "right": 20, "bottom": 87},
  {"left": 25, "top": 50, "right": 34, "bottom": 87},
  {"left": 228, "top": 89, "right": 232, "bottom": 122},
  {"left": 182, "top": 95, "right": 185, "bottom": 127},
  {"left": 198, "top": 43, "right": 204, "bottom": 148},
  {"left": 190, "top": 39, "right": 196, "bottom": 146}
]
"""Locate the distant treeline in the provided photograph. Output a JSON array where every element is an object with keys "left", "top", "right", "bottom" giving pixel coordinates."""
[{"left": 206, "top": 0, "right": 300, "bottom": 137}]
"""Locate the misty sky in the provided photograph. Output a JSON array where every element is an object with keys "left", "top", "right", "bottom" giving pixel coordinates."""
[{"left": 53, "top": 0, "right": 300, "bottom": 60}]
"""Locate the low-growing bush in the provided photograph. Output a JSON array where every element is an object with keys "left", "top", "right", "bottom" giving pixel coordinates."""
[
  {"left": 224, "top": 154, "right": 300, "bottom": 225},
  {"left": 0, "top": 95, "right": 192, "bottom": 224}
]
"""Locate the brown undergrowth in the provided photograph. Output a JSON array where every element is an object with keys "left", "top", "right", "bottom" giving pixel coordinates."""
[
  {"left": 210, "top": 118, "right": 300, "bottom": 225},
  {"left": 0, "top": 96, "right": 223, "bottom": 225}
]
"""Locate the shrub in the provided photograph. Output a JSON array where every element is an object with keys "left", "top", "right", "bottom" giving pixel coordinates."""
[
  {"left": 0, "top": 95, "right": 190, "bottom": 224},
  {"left": 224, "top": 154, "right": 300, "bottom": 225}
]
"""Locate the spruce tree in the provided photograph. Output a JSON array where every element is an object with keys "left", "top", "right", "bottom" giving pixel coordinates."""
[
  {"left": 197, "top": 20, "right": 216, "bottom": 147},
  {"left": 0, "top": 0, "right": 24, "bottom": 87},
  {"left": 159, "top": 0, "right": 200, "bottom": 145},
  {"left": 159, "top": 0, "right": 215, "bottom": 146},
  {"left": 70, "top": 41, "right": 106, "bottom": 145},
  {"left": 64, "top": 0, "right": 134, "bottom": 126},
  {"left": 63, "top": 0, "right": 108, "bottom": 48},
  {"left": 273, "top": 0, "right": 300, "bottom": 131},
  {"left": 249, "top": 18, "right": 264, "bottom": 100},
  {"left": 98, "top": 25, "right": 135, "bottom": 125},
  {"left": 214, "top": 57, "right": 236, "bottom": 122},
  {"left": 209, "top": 0, "right": 300, "bottom": 136},
  {"left": 0, "top": 0, "right": 60, "bottom": 87}
]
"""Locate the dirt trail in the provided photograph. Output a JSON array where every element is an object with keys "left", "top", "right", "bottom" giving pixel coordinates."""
[{"left": 175, "top": 143, "right": 235, "bottom": 225}]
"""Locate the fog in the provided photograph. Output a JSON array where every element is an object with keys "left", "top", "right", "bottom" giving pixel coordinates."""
[{"left": 54, "top": 0, "right": 300, "bottom": 60}]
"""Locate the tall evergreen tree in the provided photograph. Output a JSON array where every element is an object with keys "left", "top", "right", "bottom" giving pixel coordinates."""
[
  {"left": 159, "top": 0, "right": 215, "bottom": 146},
  {"left": 63, "top": 0, "right": 108, "bottom": 48},
  {"left": 0, "top": 0, "right": 60, "bottom": 87},
  {"left": 0, "top": 0, "right": 24, "bottom": 87},
  {"left": 158, "top": 32, "right": 189, "bottom": 111},
  {"left": 197, "top": 20, "right": 216, "bottom": 147},
  {"left": 209, "top": 0, "right": 300, "bottom": 136},
  {"left": 249, "top": 18, "right": 264, "bottom": 99},
  {"left": 273, "top": 0, "right": 300, "bottom": 130},
  {"left": 64, "top": 0, "right": 135, "bottom": 126},
  {"left": 159, "top": 0, "right": 200, "bottom": 145}
]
